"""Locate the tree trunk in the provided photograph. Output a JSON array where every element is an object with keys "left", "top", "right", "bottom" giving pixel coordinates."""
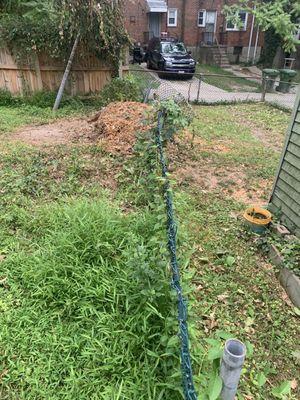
[{"left": 53, "top": 33, "right": 80, "bottom": 111}]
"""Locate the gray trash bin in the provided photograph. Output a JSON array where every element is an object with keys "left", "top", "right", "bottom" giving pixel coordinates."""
[
  {"left": 276, "top": 69, "right": 297, "bottom": 93},
  {"left": 262, "top": 69, "right": 279, "bottom": 93}
]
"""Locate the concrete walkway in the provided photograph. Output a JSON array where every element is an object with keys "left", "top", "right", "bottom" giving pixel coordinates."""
[{"left": 145, "top": 69, "right": 297, "bottom": 110}]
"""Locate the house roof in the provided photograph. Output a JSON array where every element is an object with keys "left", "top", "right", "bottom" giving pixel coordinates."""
[{"left": 146, "top": 1, "right": 167, "bottom": 13}]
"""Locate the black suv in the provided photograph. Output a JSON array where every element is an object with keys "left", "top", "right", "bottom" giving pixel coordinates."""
[{"left": 146, "top": 38, "right": 196, "bottom": 79}]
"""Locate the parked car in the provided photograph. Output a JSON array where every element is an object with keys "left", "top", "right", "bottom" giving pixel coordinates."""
[{"left": 146, "top": 37, "right": 196, "bottom": 79}]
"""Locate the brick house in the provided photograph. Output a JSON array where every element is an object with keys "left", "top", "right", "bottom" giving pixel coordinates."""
[{"left": 125, "top": 0, "right": 263, "bottom": 64}]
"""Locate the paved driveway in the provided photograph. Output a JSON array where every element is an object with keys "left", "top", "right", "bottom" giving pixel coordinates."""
[{"left": 142, "top": 67, "right": 297, "bottom": 110}]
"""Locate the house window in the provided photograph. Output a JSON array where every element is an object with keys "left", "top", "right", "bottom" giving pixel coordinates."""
[
  {"left": 226, "top": 11, "right": 248, "bottom": 31},
  {"left": 198, "top": 10, "right": 206, "bottom": 27},
  {"left": 130, "top": 16, "right": 136, "bottom": 23},
  {"left": 168, "top": 9, "right": 178, "bottom": 27}
]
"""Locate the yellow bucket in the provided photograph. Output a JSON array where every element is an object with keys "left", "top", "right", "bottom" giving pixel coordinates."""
[{"left": 243, "top": 206, "right": 272, "bottom": 233}]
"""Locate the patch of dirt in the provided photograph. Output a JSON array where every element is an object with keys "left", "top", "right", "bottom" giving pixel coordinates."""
[
  {"left": 169, "top": 140, "right": 271, "bottom": 205},
  {"left": 11, "top": 118, "right": 93, "bottom": 146},
  {"left": 229, "top": 110, "right": 284, "bottom": 152},
  {"left": 10, "top": 102, "right": 151, "bottom": 155},
  {"left": 247, "top": 125, "right": 283, "bottom": 152},
  {"left": 179, "top": 131, "right": 232, "bottom": 154}
]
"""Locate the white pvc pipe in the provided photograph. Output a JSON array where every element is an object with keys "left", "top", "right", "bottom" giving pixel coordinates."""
[
  {"left": 247, "top": 7, "right": 255, "bottom": 63},
  {"left": 220, "top": 339, "right": 246, "bottom": 400},
  {"left": 253, "top": 27, "right": 260, "bottom": 64}
]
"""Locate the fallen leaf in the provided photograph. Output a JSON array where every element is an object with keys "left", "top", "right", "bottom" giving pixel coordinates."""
[
  {"left": 291, "top": 379, "right": 298, "bottom": 390},
  {"left": 199, "top": 257, "right": 209, "bottom": 264},
  {"left": 217, "top": 293, "right": 229, "bottom": 303},
  {"left": 0, "top": 277, "right": 7, "bottom": 286}
]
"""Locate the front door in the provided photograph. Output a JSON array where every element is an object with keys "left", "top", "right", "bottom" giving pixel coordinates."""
[
  {"left": 205, "top": 11, "right": 217, "bottom": 45},
  {"left": 149, "top": 13, "right": 161, "bottom": 39}
]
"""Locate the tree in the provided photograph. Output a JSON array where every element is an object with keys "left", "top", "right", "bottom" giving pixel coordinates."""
[
  {"left": 0, "top": 0, "right": 129, "bottom": 63},
  {"left": 224, "top": 0, "right": 300, "bottom": 53}
]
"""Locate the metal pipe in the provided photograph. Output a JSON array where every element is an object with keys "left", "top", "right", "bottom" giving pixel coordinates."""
[
  {"left": 253, "top": 27, "right": 260, "bottom": 65},
  {"left": 247, "top": 6, "right": 256, "bottom": 63},
  {"left": 220, "top": 339, "right": 246, "bottom": 400},
  {"left": 196, "top": 76, "right": 202, "bottom": 103}
]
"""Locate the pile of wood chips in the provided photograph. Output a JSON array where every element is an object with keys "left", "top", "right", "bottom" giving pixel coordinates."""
[{"left": 91, "top": 101, "right": 151, "bottom": 154}]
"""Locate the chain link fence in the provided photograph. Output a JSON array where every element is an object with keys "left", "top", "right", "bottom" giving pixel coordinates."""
[{"left": 130, "top": 66, "right": 299, "bottom": 110}]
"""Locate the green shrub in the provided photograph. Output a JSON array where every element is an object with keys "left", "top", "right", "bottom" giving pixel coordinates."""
[
  {"left": 0, "top": 88, "right": 18, "bottom": 106},
  {"left": 0, "top": 75, "right": 142, "bottom": 111},
  {"left": 0, "top": 89, "right": 85, "bottom": 109},
  {"left": 24, "top": 90, "right": 84, "bottom": 108},
  {"left": 98, "top": 74, "right": 142, "bottom": 105}
]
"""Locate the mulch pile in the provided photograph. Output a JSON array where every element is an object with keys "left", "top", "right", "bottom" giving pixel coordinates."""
[{"left": 90, "top": 101, "right": 151, "bottom": 154}]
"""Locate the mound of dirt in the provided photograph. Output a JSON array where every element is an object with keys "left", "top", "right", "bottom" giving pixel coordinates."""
[{"left": 90, "top": 101, "right": 151, "bottom": 154}]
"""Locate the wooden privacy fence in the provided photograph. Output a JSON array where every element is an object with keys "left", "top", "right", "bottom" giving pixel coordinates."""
[{"left": 0, "top": 47, "right": 127, "bottom": 95}]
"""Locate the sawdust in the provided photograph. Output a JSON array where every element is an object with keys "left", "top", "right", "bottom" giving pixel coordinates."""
[{"left": 90, "top": 101, "right": 151, "bottom": 154}]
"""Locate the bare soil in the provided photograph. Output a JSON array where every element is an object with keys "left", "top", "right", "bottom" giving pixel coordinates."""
[
  {"left": 8, "top": 102, "right": 271, "bottom": 204},
  {"left": 11, "top": 118, "right": 92, "bottom": 146},
  {"left": 10, "top": 102, "right": 151, "bottom": 154}
]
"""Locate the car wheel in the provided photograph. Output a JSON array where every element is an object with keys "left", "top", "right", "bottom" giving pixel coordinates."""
[{"left": 147, "top": 59, "right": 153, "bottom": 70}]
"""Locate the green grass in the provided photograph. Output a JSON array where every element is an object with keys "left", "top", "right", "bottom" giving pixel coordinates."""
[
  {"left": 0, "top": 101, "right": 299, "bottom": 399},
  {"left": 196, "top": 64, "right": 262, "bottom": 92},
  {"left": 0, "top": 199, "right": 183, "bottom": 400}
]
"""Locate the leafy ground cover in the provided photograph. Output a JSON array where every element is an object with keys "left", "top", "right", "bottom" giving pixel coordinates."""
[
  {"left": 0, "top": 100, "right": 299, "bottom": 399},
  {"left": 196, "top": 64, "right": 261, "bottom": 92}
]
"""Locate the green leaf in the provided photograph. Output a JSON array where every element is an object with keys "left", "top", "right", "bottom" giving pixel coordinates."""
[
  {"left": 245, "top": 340, "right": 254, "bottom": 358},
  {"left": 225, "top": 256, "right": 235, "bottom": 267},
  {"left": 271, "top": 381, "right": 291, "bottom": 398},
  {"left": 167, "top": 336, "right": 179, "bottom": 347},
  {"left": 257, "top": 372, "right": 267, "bottom": 387},
  {"left": 293, "top": 307, "right": 300, "bottom": 316},
  {"left": 216, "top": 331, "right": 232, "bottom": 340},
  {"left": 205, "top": 338, "right": 221, "bottom": 347},
  {"left": 291, "top": 350, "right": 300, "bottom": 363},
  {"left": 208, "top": 373, "right": 222, "bottom": 400},
  {"left": 207, "top": 347, "right": 223, "bottom": 361}
]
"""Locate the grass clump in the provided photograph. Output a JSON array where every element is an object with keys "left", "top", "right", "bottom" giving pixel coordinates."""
[
  {"left": 196, "top": 64, "right": 261, "bottom": 92},
  {"left": 0, "top": 199, "right": 183, "bottom": 400}
]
